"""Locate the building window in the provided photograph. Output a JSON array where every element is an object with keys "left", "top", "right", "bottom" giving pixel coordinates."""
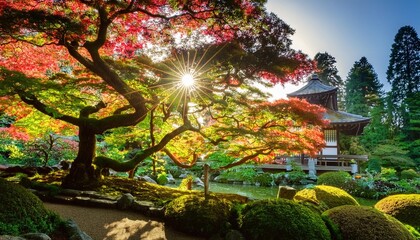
[{"left": 324, "top": 129, "right": 337, "bottom": 144}]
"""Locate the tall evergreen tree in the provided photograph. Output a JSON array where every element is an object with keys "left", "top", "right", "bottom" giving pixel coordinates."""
[
  {"left": 360, "top": 100, "right": 389, "bottom": 151},
  {"left": 387, "top": 26, "right": 420, "bottom": 104},
  {"left": 314, "top": 52, "right": 343, "bottom": 87},
  {"left": 387, "top": 26, "right": 420, "bottom": 134},
  {"left": 345, "top": 57, "right": 383, "bottom": 117},
  {"left": 405, "top": 93, "right": 420, "bottom": 166},
  {"left": 314, "top": 52, "right": 345, "bottom": 109}
]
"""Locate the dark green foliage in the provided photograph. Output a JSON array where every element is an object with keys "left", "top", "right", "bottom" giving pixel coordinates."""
[
  {"left": 371, "top": 142, "right": 415, "bottom": 171},
  {"left": 254, "top": 172, "right": 273, "bottom": 186},
  {"left": 374, "top": 194, "right": 420, "bottom": 228},
  {"left": 322, "top": 205, "right": 415, "bottom": 240},
  {"left": 294, "top": 185, "right": 359, "bottom": 210},
  {"left": 164, "top": 194, "right": 233, "bottom": 237},
  {"left": 315, "top": 52, "right": 343, "bottom": 88},
  {"left": 405, "top": 93, "right": 420, "bottom": 164},
  {"left": 387, "top": 26, "right": 420, "bottom": 105},
  {"left": 218, "top": 165, "right": 258, "bottom": 183},
  {"left": 240, "top": 199, "right": 331, "bottom": 240},
  {"left": 0, "top": 178, "right": 62, "bottom": 236},
  {"left": 387, "top": 26, "right": 420, "bottom": 141},
  {"left": 0, "top": 111, "right": 15, "bottom": 127},
  {"left": 275, "top": 163, "right": 308, "bottom": 185},
  {"left": 345, "top": 56, "right": 383, "bottom": 116},
  {"left": 345, "top": 175, "right": 419, "bottom": 200},
  {"left": 314, "top": 52, "right": 345, "bottom": 109},
  {"left": 400, "top": 169, "right": 419, "bottom": 180},
  {"left": 360, "top": 102, "right": 391, "bottom": 151},
  {"left": 317, "top": 171, "right": 352, "bottom": 189},
  {"left": 367, "top": 157, "right": 382, "bottom": 173}
]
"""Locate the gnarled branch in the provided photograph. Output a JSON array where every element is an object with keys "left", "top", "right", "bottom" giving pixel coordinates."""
[{"left": 162, "top": 148, "right": 198, "bottom": 169}]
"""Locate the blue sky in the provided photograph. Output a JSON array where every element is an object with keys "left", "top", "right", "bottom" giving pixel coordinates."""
[{"left": 265, "top": 0, "right": 420, "bottom": 98}]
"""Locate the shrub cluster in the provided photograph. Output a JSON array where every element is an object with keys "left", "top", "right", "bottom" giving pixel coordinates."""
[
  {"left": 162, "top": 187, "right": 420, "bottom": 239},
  {"left": 0, "top": 178, "right": 62, "bottom": 236},
  {"left": 240, "top": 199, "right": 331, "bottom": 240},
  {"left": 164, "top": 194, "right": 233, "bottom": 237},
  {"left": 294, "top": 185, "right": 359, "bottom": 210},
  {"left": 322, "top": 205, "right": 415, "bottom": 240},
  {"left": 374, "top": 194, "right": 420, "bottom": 228},
  {"left": 317, "top": 171, "right": 352, "bottom": 189},
  {"left": 400, "top": 169, "right": 419, "bottom": 180}
]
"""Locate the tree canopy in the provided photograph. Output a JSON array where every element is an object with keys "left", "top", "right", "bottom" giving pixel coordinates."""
[
  {"left": 387, "top": 26, "right": 420, "bottom": 104},
  {"left": 0, "top": 0, "right": 324, "bottom": 188},
  {"left": 345, "top": 56, "right": 383, "bottom": 117},
  {"left": 314, "top": 52, "right": 343, "bottom": 88}
]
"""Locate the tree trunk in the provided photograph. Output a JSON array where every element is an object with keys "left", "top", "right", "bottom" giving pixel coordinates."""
[{"left": 62, "top": 127, "right": 99, "bottom": 189}]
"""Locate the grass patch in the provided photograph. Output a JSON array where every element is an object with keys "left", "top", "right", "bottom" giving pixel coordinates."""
[{"left": 355, "top": 197, "right": 378, "bottom": 206}]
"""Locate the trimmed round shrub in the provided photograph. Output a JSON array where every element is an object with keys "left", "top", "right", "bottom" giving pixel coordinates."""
[
  {"left": 400, "top": 169, "right": 419, "bottom": 180},
  {"left": 317, "top": 171, "right": 352, "bottom": 189},
  {"left": 294, "top": 185, "right": 359, "bottom": 210},
  {"left": 322, "top": 205, "right": 415, "bottom": 240},
  {"left": 240, "top": 199, "right": 331, "bottom": 240},
  {"left": 374, "top": 194, "right": 420, "bottom": 228},
  {"left": 0, "top": 178, "right": 62, "bottom": 236},
  {"left": 164, "top": 194, "right": 233, "bottom": 237}
]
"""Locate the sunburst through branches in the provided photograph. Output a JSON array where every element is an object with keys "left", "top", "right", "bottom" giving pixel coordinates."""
[{"left": 148, "top": 46, "right": 225, "bottom": 114}]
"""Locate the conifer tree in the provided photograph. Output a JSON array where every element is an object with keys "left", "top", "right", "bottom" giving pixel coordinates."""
[
  {"left": 345, "top": 57, "right": 383, "bottom": 117},
  {"left": 387, "top": 26, "right": 420, "bottom": 104},
  {"left": 314, "top": 52, "right": 343, "bottom": 87},
  {"left": 387, "top": 26, "right": 420, "bottom": 131},
  {"left": 314, "top": 52, "right": 345, "bottom": 109}
]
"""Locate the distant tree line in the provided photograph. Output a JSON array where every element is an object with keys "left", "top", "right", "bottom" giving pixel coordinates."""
[{"left": 314, "top": 25, "right": 420, "bottom": 172}]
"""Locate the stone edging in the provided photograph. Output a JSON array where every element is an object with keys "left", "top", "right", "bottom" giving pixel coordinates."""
[
  {"left": 0, "top": 188, "right": 165, "bottom": 240},
  {"left": 32, "top": 188, "right": 165, "bottom": 218}
]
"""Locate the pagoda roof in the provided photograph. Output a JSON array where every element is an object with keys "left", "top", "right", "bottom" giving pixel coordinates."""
[
  {"left": 324, "top": 109, "right": 370, "bottom": 135},
  {"left": 287, "top": 74, "right": 338, "bottom": 97}
]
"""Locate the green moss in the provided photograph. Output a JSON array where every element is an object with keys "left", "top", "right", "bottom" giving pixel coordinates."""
[
  {"left": 322, "top": 205, "right": 415, "bottom": 240},
  {"left": 164, "top": 194, "right": 233, "bottom": 237},
  {"left": 317, "top": 171, "right": 352, "bottom": 189},
  {"left": 240, "top": 199, "right": 331, "bottom": 240},
  {"left": 294, "top": 185, "right": 359, "bottom": 210},
  {"left": 0, "top": 178, "right": 62, "bottom": 236},
  {"left": 374, "top": 194, "right": 420, "bottom": 228}
]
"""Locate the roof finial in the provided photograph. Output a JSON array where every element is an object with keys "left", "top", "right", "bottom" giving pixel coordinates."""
[{"left": 312, "top": 73, "right": 319, "bottom": 80}]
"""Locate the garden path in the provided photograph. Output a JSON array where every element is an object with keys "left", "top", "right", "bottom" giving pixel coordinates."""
[{"left": 44, "top": 202, "right": 203, "bottom": 240}]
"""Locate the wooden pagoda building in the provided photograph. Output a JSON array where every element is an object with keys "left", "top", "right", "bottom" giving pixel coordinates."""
[
  {"left": 261, "top": 74, "right": 370, "bottom": 173},
  {"left": 287, "top": 74, "right": 370, "bottom": 156}
]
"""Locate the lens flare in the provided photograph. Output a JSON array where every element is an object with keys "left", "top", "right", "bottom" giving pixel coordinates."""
[{"left": 181, "top": 73, "right": 195, "bottom": 88}]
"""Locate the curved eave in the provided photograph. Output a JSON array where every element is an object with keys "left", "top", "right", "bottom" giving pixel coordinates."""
[
  {"left": 287, "top": 79, "right": 338, "bottom": 97},
  {"left": 324, "top": 110, "right": 371, "bottom": 135},
  {"left": 287, "top": 88, "right": 337, "bottom": 98}
]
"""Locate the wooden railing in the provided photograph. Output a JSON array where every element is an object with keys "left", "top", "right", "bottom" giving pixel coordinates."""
[
  {"left": 316, "top": 155, "right": 368, "bottom": 167},
  {"left": 262, "top": 154, "right": 368, "bottom": 174}
]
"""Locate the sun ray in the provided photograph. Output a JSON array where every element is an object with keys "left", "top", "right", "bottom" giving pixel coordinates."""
[{"left": 124, "top": 44, "right": 230, "bottom": 125}]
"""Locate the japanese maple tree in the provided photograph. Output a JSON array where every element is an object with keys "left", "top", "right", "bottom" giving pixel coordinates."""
[{"left": 0, "top": 0, "right": 320, "bottom": 189}]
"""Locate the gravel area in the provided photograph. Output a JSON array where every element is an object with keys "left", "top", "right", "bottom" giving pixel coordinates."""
[{"left": 44, "top": 202, "right": 204, "bottom": 240}]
